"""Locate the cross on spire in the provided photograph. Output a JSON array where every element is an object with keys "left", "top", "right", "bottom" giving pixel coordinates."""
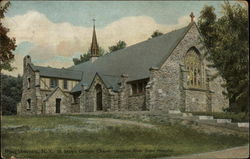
[
  {"left": 92, "top": 18, "right": 96, "bottom": 26},
  {"left": 190, "top": 12, "right": 195, "bottom": 22}
]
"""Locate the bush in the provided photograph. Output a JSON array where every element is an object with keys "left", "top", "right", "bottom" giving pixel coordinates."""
[{"left": 1, "top": 74, "right": 22, "bottom": 115}]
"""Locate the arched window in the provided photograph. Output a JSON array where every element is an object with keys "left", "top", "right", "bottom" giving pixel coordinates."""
[
  {"left": 185, "top": 48, "right": 203, "bottom": 88},
  {"left": 95, "top": 84, "right": 102, "bottom": 111}
]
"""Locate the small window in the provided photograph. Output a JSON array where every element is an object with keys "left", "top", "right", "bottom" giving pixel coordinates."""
[
  {"left": 27, "top": 78, "right": 31, "bottom": 89},
  {"left": 63, "top": 80, "right": 68, "bottom": 89},
  {"left": 27, "top": 99, "right": 31, "bottom": 110},
  {"left": 138, "top": 82, "right": 143, "bottom": 93},
  {"left": 132, "top": 83, "right": 137, "bottom": 95},
  {"left": 131, "top": 80, "right": 147, "bottom": 95},
  {"left": 50, "top": 78, "right": 58, "bottom": 88}
]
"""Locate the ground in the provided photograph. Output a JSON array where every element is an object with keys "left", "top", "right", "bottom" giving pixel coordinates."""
[
  {"left": 163, "top": 145, "right": 249, "bottom": 159},
  {"left": 2, "top": 113, "right": 249, "bottom": 159}
]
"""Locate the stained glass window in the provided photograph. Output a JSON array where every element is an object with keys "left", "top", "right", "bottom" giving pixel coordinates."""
[{"left": 185, "top": 49, "right": 203, "bottom": 88}]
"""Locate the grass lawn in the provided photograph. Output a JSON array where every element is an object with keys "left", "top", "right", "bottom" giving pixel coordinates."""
[{"left": 2, "top": 115, "right": 249, "bottom": 159}]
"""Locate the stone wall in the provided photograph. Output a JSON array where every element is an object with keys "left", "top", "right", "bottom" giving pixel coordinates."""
[
  {"left": 209, "top": 71, "right": 229, "bottom": 112},
  {"left": 71, "top": 103, "right": 80, "bottom": 113},
  {"left": 185, "top": 89, "right": 208, "bottom": 112},
  {"left": 19, "top": 56, "right": 39, "bottom": 115},
  {"left": 146, "top": 23, "right": 228, "bottom": 112},
  {"left": 44, "top": 88, "right": 71, "bottom": 114},
  {"left": 80, "top": 74, "right": 113, "bottom": 112},
  {"left": 128, "top": 94, "right": 146, "bottom": 111}
]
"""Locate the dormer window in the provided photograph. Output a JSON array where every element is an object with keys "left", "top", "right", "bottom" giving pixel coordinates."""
[
  {"left": 50, "top": 78, "right": 58, "bottom": 88},
  {"left": 63, "top": 80, "right": 68, "bottom": 90}
]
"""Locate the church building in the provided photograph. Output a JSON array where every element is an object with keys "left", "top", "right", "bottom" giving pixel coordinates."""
[{"left": 18, "top": 13, "right": 229, "bottom": 115}]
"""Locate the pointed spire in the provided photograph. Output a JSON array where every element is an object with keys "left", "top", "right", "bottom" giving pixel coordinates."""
[
  {"left": 190, "top": 12, "right": 195, "bottom": 22},
  {"left": 90, "top": 18, "right": 99, "bottom": 57}
]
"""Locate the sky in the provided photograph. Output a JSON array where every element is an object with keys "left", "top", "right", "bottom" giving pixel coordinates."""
[{"left": 2, "top": 0, "right": 241, "bottom": 76}]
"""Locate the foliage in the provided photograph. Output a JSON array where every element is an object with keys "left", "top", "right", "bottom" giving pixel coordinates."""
[
  {"left": 2, "top": 115, "right": 248, "bottom": 159},
  {"left": 108, "top": 40, "right": 127, "bottom": 52},
  {"left": 198, "top": 2, "right": 249, "bottom": 112},
  {"left": 149, "top": 30, "right": 163, "bottom": 39},
  {"left": 190, "top": 112, "right": 249, "bottom": 122},
  {"left": 0, "top": 1, "right": 16, "bottom": 72},
  {"left": 73, "top": 47, "right": 106, "bottom": 65},
  {"left": 73, "top": 40, "right": 127, "bottom": 65},
  {"left": 1, "top": 74, "right": 22, "bottom": 115}
]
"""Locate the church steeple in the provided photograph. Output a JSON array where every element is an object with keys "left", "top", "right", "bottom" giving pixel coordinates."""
[{"left": 90, "top": 18, "right": 99, "bottom": 57}]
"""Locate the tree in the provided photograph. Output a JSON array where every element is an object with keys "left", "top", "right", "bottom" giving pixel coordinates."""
[
  {"left": 149, "top": 30, "right": 163, "bottom": 39},
  {"left": 198, "top": 2, "right": 249, "bottom": 113},
  {"left": 108, "top": 40, "right": 126, "bottom": 53},
  {"left": 198, "top": 5, "right": 217, "bottom": 49},
  {"left": 0, "top": 1, "right": 16, "bottom": 73},
  {"left": 1, "top": 74, "right": 22, "bottom": 115},
  {"left": 73, "top": 47, "right": 106, "bottom": 65}
]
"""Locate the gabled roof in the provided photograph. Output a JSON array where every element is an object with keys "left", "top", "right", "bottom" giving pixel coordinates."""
[
  {"left": 30, "top": 64, "right": 83, "bottom": 81},
  {"left": 44, "top": 87, "right": 67, "bottom": 101},
  {"left": 71, "top": 73, "right": 122, "bottom": 93},
  {"left": 70, "top": 23, "right": 193, "bottom": 83},
  {"left": 29, "top": 22, "right": 194, "bottom": 93}
]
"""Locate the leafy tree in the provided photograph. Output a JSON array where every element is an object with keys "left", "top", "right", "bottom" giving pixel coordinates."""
[
  {"left": 149, "top": 30, "right": 163, "bottom": 39},
  {"left": 0, "top": 1, "right": 17, "bottom": 117},
  {"left": 198, "top": 5, "right": 217, "bottom": 49},
  {"left": 108, "top": 40, "right": 127, "bottom": 52},
  {"left": 73, "top": 47, "right": 106, "bottom": 65},
  {"left": 198, "top": 2, "right": 249, "bottom": 113},
  {"left": 1, "top": 74, "right": 22, "bottom": 115},
  {"left": 0, "top": 1, "right": 16, "bottom": 73}
]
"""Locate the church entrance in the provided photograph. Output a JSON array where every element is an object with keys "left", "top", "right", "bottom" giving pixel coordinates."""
[
  {"left": 56, "top": 98, "right": 61, "bottom": 113},
  {"left": 96, "top": 84, "right": 103, "bottom": 111}
]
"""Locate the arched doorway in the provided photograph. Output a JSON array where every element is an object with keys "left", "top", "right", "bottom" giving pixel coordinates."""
[{"left": 95, "top": 84, "right": 102, "bottom": 111}]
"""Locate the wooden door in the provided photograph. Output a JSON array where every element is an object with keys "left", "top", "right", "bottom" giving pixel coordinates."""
[{"left": 56, "top": 98, "right": 61, "bottom": 113}]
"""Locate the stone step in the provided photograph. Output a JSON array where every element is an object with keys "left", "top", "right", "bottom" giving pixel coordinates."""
[
  {"left": 237, "top": 123, "right": 249, "bottom": 128},
  {"left": 182, "top": 113, "right": 193, "bottom": 117},
  {"left": 198, "top": 119, "right": 217, "bottom": 124},
  {"left": 216, "top": 119, "right": 232, "bottom": 124},
  {"left": 198, "top": 115, "right": 214, "bottom": 120},
  {"left": 168, "top": 110, "right": 182, "bottom": 114}
]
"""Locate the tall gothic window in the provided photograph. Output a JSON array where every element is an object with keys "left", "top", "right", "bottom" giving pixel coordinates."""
[{"left": 185, "top": 48, "right": 203, "bottom": 88}]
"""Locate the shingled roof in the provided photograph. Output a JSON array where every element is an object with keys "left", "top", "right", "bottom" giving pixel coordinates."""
[
  {"left": 69, "top": 23, "right": 193, "bottom": 92},
  {"left": 30, "top": 64, "right": 83, "bottom": 81},
  {"left": 29, "top": 22, "right": 193, "bottom": 93}
]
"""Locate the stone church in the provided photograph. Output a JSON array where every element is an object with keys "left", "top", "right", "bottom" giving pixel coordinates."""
[{"left": 17, "top": 13, "right": 229, "bottom": 115}]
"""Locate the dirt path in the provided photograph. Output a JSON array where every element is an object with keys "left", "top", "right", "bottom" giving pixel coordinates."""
[
  {"left": 65, "top": 116, "right": 156, "bottom": 129},
  {"left": 87, "top": 118, "right": 156, "bottom": 128},
  {"left": 161, "top": 145, "right": 249, "bottom": 159}
]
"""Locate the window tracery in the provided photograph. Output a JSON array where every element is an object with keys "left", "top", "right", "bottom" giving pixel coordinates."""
[{"left": 185, "top": 48, "right": 203, "bottom": 88}]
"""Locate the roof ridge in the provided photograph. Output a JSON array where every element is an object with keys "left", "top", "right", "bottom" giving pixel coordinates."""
[
  {"left": 34, "top": 64, "right": 83, "bottom": 73},
  {"left": 98, "top": 73, "right": 121, "bottom": 77},
  {"left": 73, "top": 23, "right": 190, "bottom": 67},
  {"left": 156, "top": 22, "right": 194, "bottom": 68}
]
